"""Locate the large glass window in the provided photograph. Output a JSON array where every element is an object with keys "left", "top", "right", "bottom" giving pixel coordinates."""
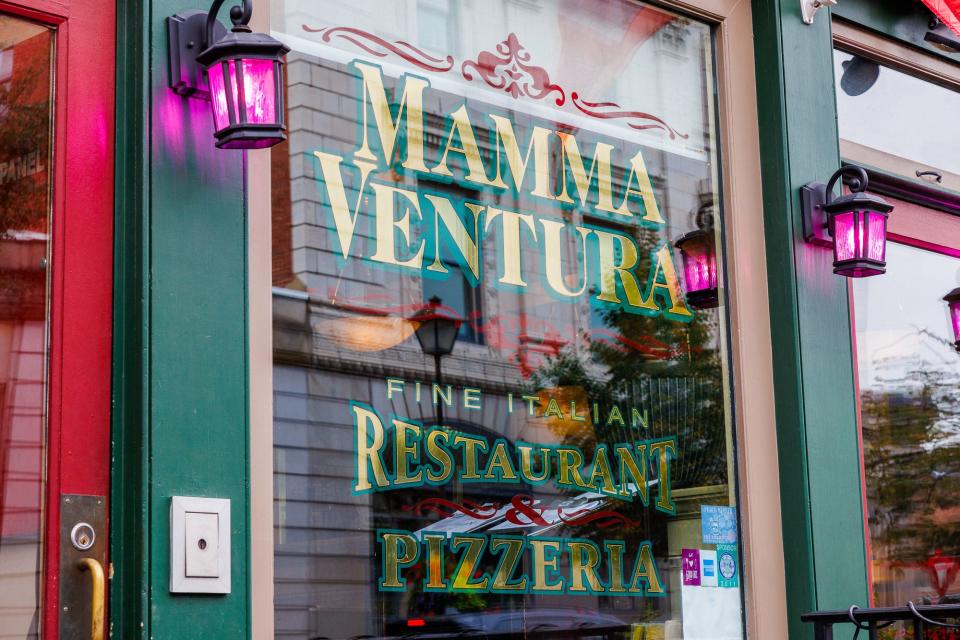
[
  {"left": 853, "top": 243, "right": 960, "bottom": 606},
  {"left": 838, "top": 45, "right": 960, "bottom": 609},
  {"left": 270, "top": 2, "right": 743, "bottom": 638}
]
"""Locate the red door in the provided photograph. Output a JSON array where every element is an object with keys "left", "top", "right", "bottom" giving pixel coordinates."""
[{"left": 0, "top": 1, "right": 114, "bottom": 638}]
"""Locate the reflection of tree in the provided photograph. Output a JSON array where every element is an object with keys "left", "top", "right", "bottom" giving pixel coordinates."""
[
  {"left": 0, "top": 32, "right": 52, "bottom": 235},
  {"left": 863, "top": 363, "right": 960, "bottom": 567},
  {"left": 528, "top": 222, "right": 727, "bottom": 490}
]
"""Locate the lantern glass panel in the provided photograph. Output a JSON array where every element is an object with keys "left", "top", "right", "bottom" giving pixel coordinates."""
[
  {"left": 865, "top": 210, "right": 887, "bottom": 263},
  {"left": 680, "top": 236, "right": 717, "bottom": 294},
  {"left": 207, "top": 58, "right": 278, "bottom": 132},
  {"left": 833, "top": 210, "right": 857, "bottom": 262},
  {"left": 414, "top": 318, "right": 460, "bottom": 356}
]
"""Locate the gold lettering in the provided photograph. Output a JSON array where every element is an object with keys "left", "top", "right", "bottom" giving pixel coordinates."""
[
  {"left": 431, "top": 105, "right": 492, "bottom": 185},
  {"left": 312, "top": 151, "right": 374, "bottom": 260},
  {"left": 370, "top": 183, "right": 426, "bottom": 269},
  {"left": 616, "top": 149, "right": 664, "bottom": 223},
  {"left": 557, "top": 448, "right": 590, "bottom": 489},
  {"left": 380, "top": 532, "right": 419, "bottom": 589},
  {"left": 605, "top": 542, "right": 628, "bottom": 593},
  {"left": 453, "top": 435, "right": 488, "bottom": 480},
  {"left": 423, "top": 534, "right": 446, "bottom": 590},
  {"left": 594, "top": 229, "right": 656, "bottom": 311},
  {"left": 490, "top": 538, "right": 527, "bottom": 592},
  {"left": 649, "top": 439, "right": 677, "bottom": 513},
  {"left": 490, "top": 115, "right": 554, "bottom": 198},
  {"left": 451, "top": 535, "right": 489, "bottom": 590},
  {"left": 424, "top": 429, "right": 453, "bottom": 484},
  {"left": 588, "top": 447, "right": 617, "bottom": 496},
  {"left": 628, "top": 543, "right": 664, "bottom": 595},
  {"left": 353, "top": 61, "right": 429, "bottom": 172},
  {"left": 530, "top": 539, "right": 564, "bottom": 592},
  {"left": 353, "top": 405, "right": 388, "bottom": 492},
  {"left": 648, "top": 245, "right": 694, "bottom": 318},
  {"left": 568, "top": 541, "right": 603, "bottom": 593},
  {"left": 425, "top": 196, "right": 483, "bottom": 281},
  {"left": 616, "top": 444, "right": 648, "bottom": 503},
  {"left": 518, "top": 445, "right": 552, "bottom": 483},
  {"left": 555, "top": 132, "right": 619, "bottom": 214},
  {"left": 484, "top": 440, "right": 519, "bottom": 481},
  {"left": 540, "top": 219, "right": 590, "bottom": 297},
  {"left": 393, "top": 419, "right": 422, "bottom": 486},
  {"left": 484, "top": 208, "right": 537, "bottom": 286}
]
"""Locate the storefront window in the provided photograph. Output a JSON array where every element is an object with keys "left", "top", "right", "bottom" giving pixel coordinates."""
[
  {"left": 0, "top": 14, "right": 53, "bottom": 639},
  {"left": 838, "top": 43, "right": 960, "bottom": 608},
  {"left": 852, "top": 243, "right": 960, "bottom": 606},
  {"left": 270, "top": 2, "right": 742, "bottom": 637}
]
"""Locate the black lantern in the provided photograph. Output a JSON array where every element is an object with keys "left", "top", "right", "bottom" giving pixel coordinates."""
[
  {"left": 168, "top": 0, "right": 289, "bottom": 149},
  {"left": 413, "top": 296, "right": 461, "bottom": 357},
  {"left": 944, "top": 287, "right": 960, "bottom": 353},
  {"left": 801, "top": 165, "right": 894, "bottom": 278}
]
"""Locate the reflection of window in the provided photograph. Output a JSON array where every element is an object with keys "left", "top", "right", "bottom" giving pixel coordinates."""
[
  {"left": 656, "top": 22, "right": 690, "bottom": 59},
  {"left": 423, "top": 241, "right": 483, "bottom": 345},
  {"left": 419, "top": 179, "right": 483, "bottom": 345},
  {"left": 417, "top": 0, "right": 451, "bottom": 56}
]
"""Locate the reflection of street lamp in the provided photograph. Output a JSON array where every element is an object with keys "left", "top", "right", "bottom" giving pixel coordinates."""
[{"left": 413, "top": 296, "right": 461, "bottom": 426}]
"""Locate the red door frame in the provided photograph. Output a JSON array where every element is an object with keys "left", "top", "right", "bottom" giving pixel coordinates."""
[{"left": 0, "top": 0, "right": 114, "bottom": 636}]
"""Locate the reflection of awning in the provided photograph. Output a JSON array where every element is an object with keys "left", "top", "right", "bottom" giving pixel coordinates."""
[
  {"left": 412, "top": 483, "right": 656, "bottom": 539},
  {"left": 921, "top": 0, "right": 960, "bottom": 36}
]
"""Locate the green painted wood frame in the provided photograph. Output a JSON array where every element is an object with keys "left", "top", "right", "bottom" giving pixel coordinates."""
[
  {"left": 111, "top": 0, "right": 251, "bottom": 637},
  {"left": 751, "top": 1, "right": 870, "bottom": 637}
]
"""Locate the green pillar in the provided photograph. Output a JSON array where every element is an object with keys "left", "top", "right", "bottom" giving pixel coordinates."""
[
  {"left": 111, "top": 1, "right": 250, "bottom": 637},
  {"left": 752, "top": 1, "right": 870, "bottom": 637}
]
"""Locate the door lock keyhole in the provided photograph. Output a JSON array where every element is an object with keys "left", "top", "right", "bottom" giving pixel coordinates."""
[{"left": 70, "top": 522, "right": 96, "bottom": 551}]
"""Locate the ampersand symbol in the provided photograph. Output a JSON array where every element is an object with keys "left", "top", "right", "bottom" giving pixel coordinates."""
[{"left": 504, "top": 494, "right": 549, "bottom": 526}]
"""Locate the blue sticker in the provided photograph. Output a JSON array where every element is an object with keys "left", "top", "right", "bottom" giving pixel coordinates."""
[{"left": 701, "top": 505, "right": 737, "bottom": 544}]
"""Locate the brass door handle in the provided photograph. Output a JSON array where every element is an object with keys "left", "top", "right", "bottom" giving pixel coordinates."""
[{"left": 77, "top": 557, "right": 105, "bottom": 640}]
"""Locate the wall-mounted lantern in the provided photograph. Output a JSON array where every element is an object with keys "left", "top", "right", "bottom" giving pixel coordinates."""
[
  {"left": 674, "top": 226, "right": 719, "bottom": 310},
  {"left": 944, "top": 288, "right": 960, "bottom": 353},
  {"left": 801, "top": 165, "right": 893, "bottom": 278},
  {"left": 168, "top": 0, "right": 289, "bottom": 149}
]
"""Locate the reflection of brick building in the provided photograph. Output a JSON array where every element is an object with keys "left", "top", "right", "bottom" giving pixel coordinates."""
[
  {"left": 267, "top": 4, "right": 734, "bottom": 637},
  {"left": 270, "top": 58, "right": 726, "bottom": 640}
]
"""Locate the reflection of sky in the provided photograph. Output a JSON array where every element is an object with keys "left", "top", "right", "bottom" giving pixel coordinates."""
[
  {"left": 854, "top": 243, "right": 960, "bottom": 447},
  {"left": 854, "top": 243, "right": 960, "bottom": 389},
  {"left": 835, "top": 51, "right": 960, "bottom": 175},
  {"left": 274, "top": 0, "right": 712, "bottom": 158}
]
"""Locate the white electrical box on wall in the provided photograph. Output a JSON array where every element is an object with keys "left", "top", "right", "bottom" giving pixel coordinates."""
[{"left": 170, "top": 496, "right": 231, "bottom": 594}]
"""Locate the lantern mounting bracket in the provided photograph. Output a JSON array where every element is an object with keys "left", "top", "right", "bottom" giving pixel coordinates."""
[
  {"left": 167, "top": 10, "right": 227, "bottom": 99},
  {"left": 167, "top": 1, "right": 253, "bottom": 99},
  {"left": 801, "top": 165, "right": 870, "bottom": 247},
  {"left": 800, "top": 182, "right": 833, "bottom": 247}
]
